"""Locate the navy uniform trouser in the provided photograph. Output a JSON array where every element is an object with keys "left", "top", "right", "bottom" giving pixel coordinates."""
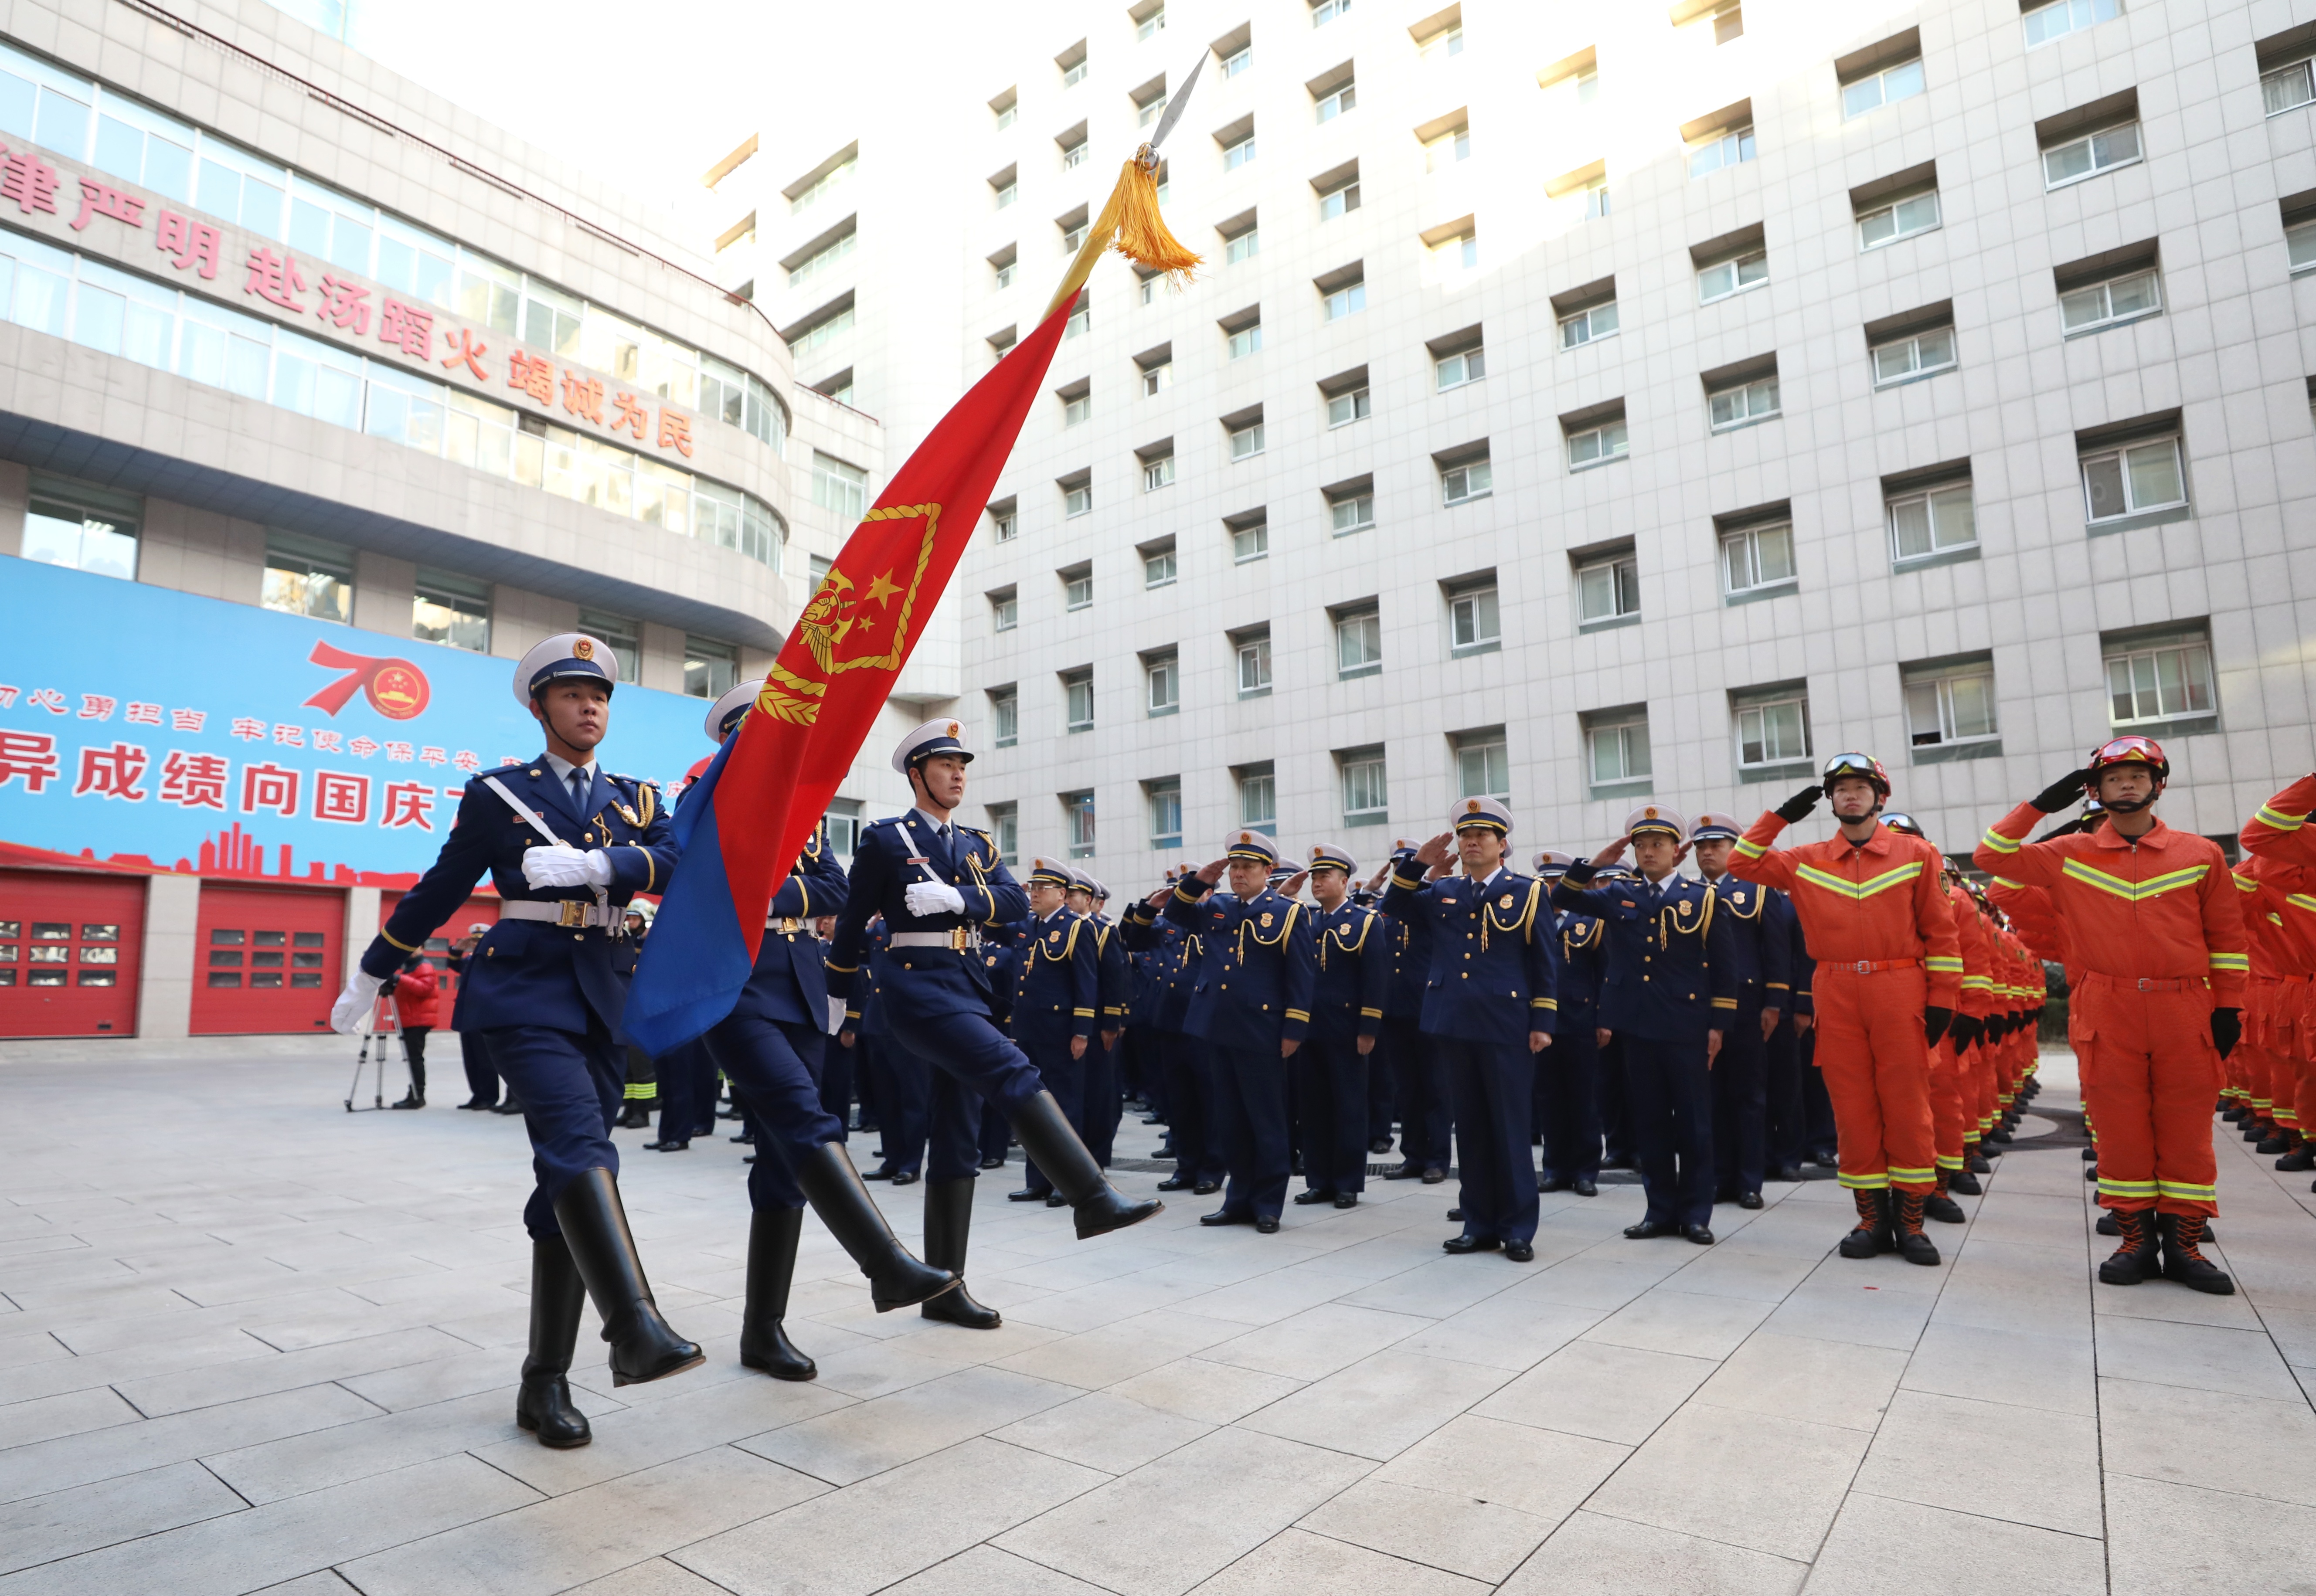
[
  {"left": 1020, "top": 1035, "right": 1085, "bottom": 1195},
  {"left": 1800, "top": 1026, "right": 1839, "bottom": 1154},
  {"left": 484, "top": 1015, "right": 626, "bottom": 1239},
  {"left": 879, "top": 1018, "right": 1025, "bottom": 1183},
  {"left": 1713, "top": 995, "right": 1769, "bottom": 1196},
  {"left": 1598, "top": 1034, "right": 1635, "bottom": 1166},
  {"left": 978, "top": 1094, "right": 1011, "bottom": 1165},
  {"left": 1539, "top": 1009, "right": 1602, "bottom": 1183},
  {"left": 1296, "top": 1034, "right": 1370, "bottom": 1196},
  {"left": 457, "top": 1029, "right": 499, "bottom": 1106},
  {"left": 1622, "top": 1031, "right": 1716, "bottom": 1229},
  {"left": 1208, "top": 1042, "right": 1290, "bottom": 1219},
  {"left": 1382, "top": 1016, "right": 1450, "bottom": 1170},
  {"left": 871, "top": 1028, "right": 932, "bottom": 1177},
  {"left": 1439, "top": 1036, "right": 1539, "bottom": 1246},
  {"left": 701, "top": 1011, "right": 844, "bottom": 1212},
  {"left": 819, "top": 1039, "right": 854, "bottom": 1141},
  {"left": 1764, "top": 1012, "right": 1804, "bottom": 1169},
  {"left": 1367, "top": 1039, "right": 1397, "bottom": 1146},
  {"left": 1084, "top": 1033, "right": 1120, "bottom": 1167},
  {"left": 1158, "top": 1030, "right": 1226, "bottom": 1184},
  {"left": 654, "top": 1039, "right": 718, "bottom": 1144}
]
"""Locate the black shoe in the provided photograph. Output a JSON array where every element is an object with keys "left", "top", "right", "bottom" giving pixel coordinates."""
[
  {"left": 1201, "top": 1209, "right": 1252, "bottom": 1227},
  {"left": 1255, "top": 1216, "right": 1280, "bottom": 1233},
  {"left": 458, "top": 1098, "right": 494, "bottom": 1111},
  {"left": 1293, "top": 1189, "right": 1334, "bottom": 1205},
  {"left": 789, "top": 1143, "right": 959, "bottom": 1312},
  {"left": 1007, "top": 1186, "right": 1044, "bottom": 1201},
  {"left": 617, "top": 1103, "right": 652, "bottom": 1129},
  {"left": 1923, "top": 1193, "right": 1966, "bottom": 1225},
  {"left": 2158, "top": 1213, "right": 2234, "bottom": 1295},
  {"left": 2221, "top": 1102, "right": 2249, "bottom": 1121},
  {"left": 1157, "top": 1175, "right": 1195, "bottom": 1192},
  {"left": 2097, "top": 1209, "right": 2158, "bottom": 1285},
  {"left": 743, "top": 1155, "right": 757, "bottom": 1165},
  {"left": 1007, "top": 1090, "right": 1163, "bottom": 1239},
  {"left": 1623, "top": 1221, "right": 1672, "bottom": 1240},
  {"left": 1193, "top": 1181, "right": 1222, "bottom": 1195},
  {"left": 1503, "top": 1241, "right": 1536, "bottom": 1262},
  {"left": 865, "top": 1166, "right": 898, "bottom": 1182},
  {"left": 551, "top": 1169, "right": 704, "bottom": 1388},
  {"left": 2258, "top": 1133, "right": 2295, "bottom": 1155},
  {"left": 919, "top": 1177, "right": 1003, "bottom": 1329},
  {"left": 515, "top": 1234, "right": 592, "bottom": 1449},
  {"left": 1383, "top": 1162, "right": 1424, "bottom": 1181},
  {"left": 979, "top": 1155, "right": 1007, "bottom": 1170},
  {"left": 1141, "top": 1114, "right": 1164, "bottom": 1124},
  {"left": 1443, "top": 1234, "right": 1500, "bottom": 1254},
  {"left": 1045, "top": 1192, "right": 1067, "bottom": 1208},
  {"left": 1811, "top": 1149, "right": 1842, "bottom": 1168},
  {"left": 2278, "top": 1144, "right": 2316, "bottom": 1172},
  {"left": 1539, "top": 1177, "right": 1569, "bottom": 1194},
  {"left": 492, "top": 1100, "right": 526, "bottom": 1115},
  {"left": 643, "top": 1139, "right": 689, "bottom": 1152},
  {"left": 731, "top": 1132, "right": 755, "bottom": 1144},
  {"left": 1369, "top": 1138, "right": 1395, "bottom": 1154},
  {"left": 1571, "top": 1178, "right": 1598, "bottom": 1198},
  {"left": 1737, "top": 1192, "right": 1764, "bottom": 1211},
  {"left": 738, "top": 1209, "right": 816, "bottom": 1381},
  {"left": 1421, "top": 1168, "right": 1446, "bottom": 1185},
  {"left": 1969, "top": 1152, "right": 1993, "bottom": 1173},
  {"left": 2086, "top": 1163, "right": 2100, "bottom": 1183},
  {"left": 390, "top": 1090, "right": 424, "bottom": 1110},
  {"left": 1948, "top": 1168, "right": 1983, "bottom": 1196},
  {"left": 891, "top": 1171, "right": 918, "bottom": 1187},
  {"left": 1446, "top": 1208, "right": 1464, "bottom": 1222},
  {"left": 1291, "top": 1156, "right": 1305, "bottom": 1177},
  {"left": 1769, "top": 1163, "right": 1804, "bottom": 1182},
  {"left": 1683, "top": 1225, "right": 1715, "bottom": 1246},
  {"left": 1334, "top": 1193, "right": 1357, "bottom": 1209},
  {"left": 2096, "top": 1212, "right": 2121, "bottom": 1236}
]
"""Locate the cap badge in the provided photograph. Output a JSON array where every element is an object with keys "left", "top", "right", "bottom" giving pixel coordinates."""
[
  {"left": 1644, "top": 807, "right": 1658, "bottom": 819},
  {"left": 1466, "top": 799, "right": 1481, "bottom": 812},
  {"left": 573, "top": 639, "right": 594, "bottom": 660},
  {"left": 946, "top": 720, "right": 960, "bottom": 736}
]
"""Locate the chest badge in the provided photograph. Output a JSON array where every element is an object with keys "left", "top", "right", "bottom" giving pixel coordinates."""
[
  {"left": 1260, "top": 912, "right": 1274, "bottom": 927},
  {"left": 615, "top": 801, "right": 640, "bottom": 826},
  {"left": 1499, "top": 893, "right": 1514, "bottom": 909}
]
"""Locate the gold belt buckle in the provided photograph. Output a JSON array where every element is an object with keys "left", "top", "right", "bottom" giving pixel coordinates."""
[
  {"left": 778, "top": 917, "right": 802, "bottom": 934},
  {"left": 949, "top": 928, "right": 970, "bottom": 951},
  {"left": 557, "top": 901, "right": 587, "bottom": 928}
]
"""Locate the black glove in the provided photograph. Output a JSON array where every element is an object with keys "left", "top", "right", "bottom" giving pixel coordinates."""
[
  {"left": 2029, "top": 768, "right": 2090, "bottom": 814},
  {"left": 2211, "top": 1008, "right": 2241, "bottom": 1059},
  {"left": 1774, "top": 784, "right": 1823, "bottom": 824},
  {"left": 1947, "top": 1014, "right": 1981, "bottom": 1052},
  {"left": 1923, "top": 1005, "right": 1952, "bottom": 1047}
]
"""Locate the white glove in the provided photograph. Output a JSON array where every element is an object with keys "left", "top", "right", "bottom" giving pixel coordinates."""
[
  {"left": 523, "top": 843, "right": 613, "bottom": 890},
  {"left": 905, "top": 880, "right": 967, "bottom": 917},
  {"left": 330, "top": 971, "right": 384, "bottom": 1036},
  {"left": 826, "top": 995, "right": 848, "bottom": 1036}
]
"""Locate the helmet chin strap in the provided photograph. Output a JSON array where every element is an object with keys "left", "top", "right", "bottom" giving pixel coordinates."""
[{"left": 2101, "top": 790, "right": 2156, "bottom": 813}]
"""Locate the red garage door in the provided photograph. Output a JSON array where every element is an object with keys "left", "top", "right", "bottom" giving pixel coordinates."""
[
  {"left": 191, "top": 885, "right": 343, "bottom": 1035},
  {"left": 0, "top": 870, "right": 145, "bottom": 1037},
  {"left": 378, "top": 892, "right": 498, "bottom": 996}
]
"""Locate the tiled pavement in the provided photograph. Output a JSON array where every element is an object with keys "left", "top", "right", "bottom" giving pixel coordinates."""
[{"left": 1, "top": 1041, "right": 2312, "bottom": 1596}]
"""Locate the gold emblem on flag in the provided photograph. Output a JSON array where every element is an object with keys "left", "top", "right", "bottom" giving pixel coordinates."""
[{"left": 758, "top": 502, "right": 944, "bottom": 726}]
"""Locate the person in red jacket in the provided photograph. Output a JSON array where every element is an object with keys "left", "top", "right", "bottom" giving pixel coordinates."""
[
  {"left": 1975, "top": 736, "right": 2245, "bottom": 1294},
  {"left": 387, "top": 951, "right": 441, "bottom": 1109},
  {"left": 1880, "top": 814, "right": 1983, "bottom": 1220},
  {"left": 1731, "top": 753, "right": 1963, "bottom": 1266}
]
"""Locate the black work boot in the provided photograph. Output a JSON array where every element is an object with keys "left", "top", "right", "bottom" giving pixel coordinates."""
[
  {"left": 1893, "top": 1190, "right": 1941, "bottom": 1266},
  {"left": 2258, "top": 1127, "right": 2296, "bottom": 1155},
  {"left": 2096, "top": 1208, "right": 2159, "bottom": 1285},
  {"left": 2278, "top": 1140, "right": 2316, "bottom": 1173},
  {"left": 1947, "top": 1163, "right": 1984, "bottom": 1197},
  {"left": 1838, "top": 1188, "right": 1891, "bottom": 1259},
  {"left": 391, "top": 1059, "right": 426, "bottom": 1109},
  {"left": 1008, "top": 1090, "right": 1163, "bottom": 1239},
  {"left": 919, "top": 1177, "right": 1003, "bottom": 1329},
  {"left": 618, "top": 1100, "right": 653, "bottom": 1129},
  {"left": 551, "top": 1168, "right": 704, "bottom": 1387},
  {"left": 738, "top": 1207, "right": 816, "bottom": 1380},
  {"left": 2158, "top": 1213, "right": 2235, "bottom": 1295},
  {"left": 515, "top": 1233, "right": 592, "bottom": 1447},
  {"left": 1924, "top": 1168, "right": 1966, "bottom": 1223},
  {"left": 790, "top": 1142, "right": 959, "bottom": 1311}
]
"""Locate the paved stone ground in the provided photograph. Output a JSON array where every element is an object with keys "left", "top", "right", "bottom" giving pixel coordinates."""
[{"left": 0, "top": 1042, "right": 2311, "bottom": 1596}]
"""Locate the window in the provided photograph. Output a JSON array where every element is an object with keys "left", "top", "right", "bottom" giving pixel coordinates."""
[
  {"left": 1230, "top": 513, "right": 1269, "bottom": 563},
  {"left": 790, "top": 157, "right": 856, "bottom": 216},
  {"left": 1227, "top": 317, "right": 1264, "bottom": 360},
  {"left": 1339, "top": 747, "right": 1388, "bottom": 825},
  {"left": 1736, "top": 693, "right": 1811, "bottom": 768},
  {"left": 1335, "top": 605, "right": 1382, "bottom": 677},
  {"left": 1063, "top": 390, "right": 1091, "bottom": 427},
  {"left": 2060, "top": 268, "right": 2161, "bottom": 334},
  {"left": 1721, "top": 520, "right": 1797, "bottom": 596},
  {"left": 1567, "top": 419, "right": 1628, "bottom": 470},
  {"left": 1062, "top": 564, "right": 1093, "bottom": 610},
  {"left": 1140, "top": 92, "right": 1170, "bottom": 128},
  {"left": 1435, "top": 346, "right": 1486, "bottom": 390},
  {"left": 1709, "top": 374, "right": 1781, "bottom": 431},
  {"left": 1329, "top": 489, "right": 1374, "bottom": 534},
  {"left": 1063, "top": 790, "right": 1096, "bottom": 858},
  {"left": 1844, "top": 57, "right": 1925, "bottom": 119},
  {"left": 1142, "top": 451, "right": 1177, "bottom": 492},
  {"left": 577, "top": 608, "right": 643, "bottom": 684},
  {"left": 994, "top": 93, "right": 1018, "bottom": 131},
  {"left": 826, "top": 798, "right": 866, "bottom": 860},
  {"left": 2105, "top": 631, "right": 2215, "bottom": 727},
  {"left": 1586, "top": 711, "right": 1653, "bottom": 787},
  {"left": 261, "top": 533, "right": 350, "bottom": 623},
  {"left": 1141, "top": 353, "right": 1173, "bottom": 394},
  {"left": 1148, "top": 779, "right": 1183, "bottom": 850},
  {"left": 1237, "top": 764, "right": 1277, "bottom": 833},
  {"left": 1688, "top": 124, "right": 1755, "bottom": 179},
  {"left": 21, "top": 480, "right": 139, "bottom": 581},
  {"left": 1712, "top": 3, "right": 1745, "bottom": 44},
  {"left": 1312, "top": 0, "right": 1351, "bottom": 26},
  {"left": 1226, "top": 227, "right": 1260, "bottom": 264},
  {"left": 1223, "top": 45, "right": 1253, "bottom": 78},
  {"left": 988, "top": 802, "right": 1020, "bottom": 866},
  {"left": 1449, "top": 582, "right": 1500, "bottom": 652},
  {"left": 1887, "top": 481, "right": 1976, "bottom": 562},
  {"left": 1560, "top": 300, "right": 1619, "bottom": 348},
  {"left": 1229, "top": 418, "right": 1266, "bottom": 460},
  {"left": 994, "top": 258, "right": 1016, "bottom": 291},
  {"left": 1063, "top": 476, "right": 1093, "bottom": 517},
  {"left": 990, "top": 501, "right": 1018, "bottom": 542},
  {"left": 412, "top": 568, "right": 490, "bottom": 653},
  {"left": 1063, "top": 668, "right": 1095, "bottom": 731},
  {"left": 1225, "top": 134, "right": 1257, "bottom": 171},
  {"left": 1576, "top": 551, "right": 1639, "bottom": 624},
  {"left": 990, "top": 327, "right": 1019, "bottom": 361},
  {"left": 1441, "top": 456, "right": 1493, "bottom": 505},
  {"left": 681, "top": 634, "right": 738, "bottom": 700},
  {"left": 1137, "top": 3, "right": 1167, "bottom": 42},
  {"left": 1872, "top": 325, "right": 1956, "bottom": 386},
  {"left": 1322, "top": 279, "right": 1366, "bottom": 321},
  {"left": 1143, "top": 541, "right": 1177, "bottom": 587},
  {"left": 1421, "top": 24, "right": 1463, "bottom": 59},
  {"left": 789, "top": 229, "right": 856, "bottom": 291},
  {"left": 2265, "top": 55, "right": 2316, "bottom": 115},
  {"left": 1327, "top": 386, "right": 1371, "bottom": 427},
  {"left": 811, "top": 452, "right": 868, "bottom": 522},
  {"left": 789, "top": 304, "right": 855, "bottom": 362},
  {"left": 991, "top": 686, "right": 1019, "bottom": 748},
  {"left": 2289, "top": 217, "right": 2316, "bottom": 274},
  {"left": 996, "top": 180, "right": 1018, "bottom": 209},
  {"left": 1904, "top": 661, "right": 1999, "bottom": 750},
  {"left": 1062, "top": 138, "right": 1089, "bottom": 171},
  {"left": 1145, "top": 650, "right": 1180, "bottom": 715},
  {"left": 1859, "top": 190, "right": 1939, "bottom": 250},
  {"left": 2044, "top": 121, "right": 2141, "bottom": 187},
  {"left": 1061, "top": 60, "right": 1088, "bottom": 91},
  {"left": 991, "top": 587, "right": 1019, "bottom": 631},
  {"left": 1066, "top": 295, "right": 1091, "bottom": 339},
  {"left": 1316, "top": 82, "right": 1357, "bottom": 122},
  {"left": 1697, "top": 249, "right": 1767, "bottom": 303},
  {"left": 1319, "top": 177, "right": 1360, "bottom": 220},
  {"left": 2082, "top": 435, "right": 2186, "bottom": 523},
  {"left": 2024, "top": 0, "right": 2118, "bottom": 49},
  {"left": 1236, "top": 631, "right": 1273, "bottom": 696},
  {"left": 1580, "top": 177, "right": 1610, "bottom": 219},
  {"left": 1455, "top": 729, "right": 1510, "bottom": 800},
  {"left": 1425, "top": 128, "right": 1471, "bottom": 172}
]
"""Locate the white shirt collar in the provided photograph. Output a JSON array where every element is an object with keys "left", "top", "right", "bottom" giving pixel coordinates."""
[
  {"left": 1467, "top": 865, "right": 1505, "bottom": 889},
  {"left": 544, "top": 751, "right": 597, "bottom": 785},
  {"left": 911, "top": 806, "right": 956, "bottom": 834}
]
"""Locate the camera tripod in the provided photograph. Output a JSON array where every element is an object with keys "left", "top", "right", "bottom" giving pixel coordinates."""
[{"left": 344, "top": 994, "right": 405, "bottom": 1112}]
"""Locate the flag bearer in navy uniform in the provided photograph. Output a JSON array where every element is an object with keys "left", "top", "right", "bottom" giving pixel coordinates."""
[
  {"left": 1534, "top": 851, "right": 1603, "bottom": 1196},
  {"left": 1298, "top": 845, "right": 1389, "bottom": 1208},
  {"left": 1124, "top": 869, "right": 1224, "bottom": 1193},
  {"left": 689, "top": 683, "right": 957, "bottom": 1381},
  {"left": 333, "top": 634, "right": 701, "bottom": 1450},
  {"left": 1376, "top": 842, "right": 1453, "bottom": 1184},
  {"left": 1164, "top": 832, "right": 1317, "bottom": 1233},
  {"left": 1071, "top": 872, "right": 1132, "bottom": 1167},
  {"left": 1554, "top": 805, "right": 1738, "bottom": 1246},
  {"left": 1008, "top": 860, "right": 1102, "bottom": 1205},
  {"left": 1383, "top": 800, "right": 1559, "bottom": 1261},
  {"left": 826, "top": 720, "right": 1161, "bottom": 1328},
  {"left": 1690, "top": 812, "right": 1793, "bottom": 1211}
]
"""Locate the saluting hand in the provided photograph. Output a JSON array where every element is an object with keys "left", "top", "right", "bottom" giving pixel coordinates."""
[
  {"left": 1414, "top": 832, "right": 1456, "bottom": 869},
  {"left": 2029, "top": 768, "right": 2091, "bottom": 814},
  {"left": 1774, "top": 784, "right": 1823, "bottom": 824},
  {"left": 1145, "top": 886, "right": 1171, "bottom": 909},
  {"left": 1588, "top": 837, "right": 1629, "bottom": 869},
  {"left": 1195, "top": 858, "right": 1228, "bottom": 886},
  {"left": 1279, "top": 870, "right": 1309, "bottom": 898}
]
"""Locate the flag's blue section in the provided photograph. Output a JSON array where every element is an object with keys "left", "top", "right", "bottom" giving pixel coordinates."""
[{"left": 622, "top": 733, "right": 749, "bottom": 1055}]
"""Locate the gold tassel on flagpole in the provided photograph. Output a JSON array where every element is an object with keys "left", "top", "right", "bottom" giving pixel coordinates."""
[{"left": 1041, "top": 146, "right": 1202, "bottom": 322}]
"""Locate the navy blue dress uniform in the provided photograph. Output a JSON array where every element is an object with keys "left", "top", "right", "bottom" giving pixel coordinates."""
[
  {"left": 1377, "top": 840, "right": 1452, "bottom": 1182},
  {"left": 1122, "top": 870, "right": 1225, "bottom": 1192},
  {"left": 1298, "top": 846, "right": 1389, "bottom": 1207},
  {"left": 1009, "top": 862, "right": 1101, "bottom": 1203},
  {"left": 1165, "top": 832, "right": 1318, "bottom": 1230},
  {"left": 1534, "top": 851, "right": 1604, "bottom": 1195},
  {"left": 1380, "top": 800, "right": 1559, "bottom": 1259},
  {"left": 335, "top": 633, "right": 700, "bottom": 1448},
  {"left": 1691, "top": 812, "right": 1795, "bottom": 1207},
  {"left": 1073, "top": 873, "right": 1132, "bottom": 1167},
  {"left": 1553, "top": 805, "right": 1740, "bottom": 1242},
  {"left": 975, "top": 920, "right": 1023, "bottom": 1168}
]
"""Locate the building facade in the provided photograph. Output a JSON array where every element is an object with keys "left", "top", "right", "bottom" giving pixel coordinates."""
[
  {"left": 729, "top": 0, "right": 2316, "bottom": 884},
  {"left": 0, "top": 0, "right": 908, "bottom": 1037}
]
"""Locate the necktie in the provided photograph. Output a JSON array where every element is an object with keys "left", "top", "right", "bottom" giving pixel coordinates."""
[{"left": 569, "top": 770, "right": 588, "bottom": 814}]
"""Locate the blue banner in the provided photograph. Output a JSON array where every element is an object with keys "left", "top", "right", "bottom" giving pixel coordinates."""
[{"left": 0, "top": 555, "right": 710, "bottom": 884}]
